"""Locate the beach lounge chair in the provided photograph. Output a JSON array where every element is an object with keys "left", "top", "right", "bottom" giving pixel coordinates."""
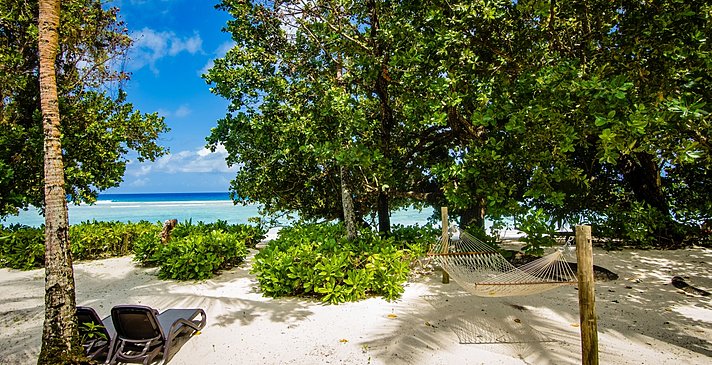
[
  {"left": 76, "top": 306, "right": 115, "bottom": 361},
  {"left": 109, "top": 305, "right": 206, "bottom": 365}
]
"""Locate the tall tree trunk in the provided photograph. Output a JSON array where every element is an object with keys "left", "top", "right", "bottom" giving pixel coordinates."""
[
  {"left": 37, "top": 0, "right": 82, "bottom": 363},
  {"left": 334, "top": 43, "right": 358, "bottom": 240},
  {"left": 340, "top": 166, "right": 358, "bottom": 240},
  {"left": 369, "top": 0, "right": 392, "bottom": 235},
  {"left": 459, "top": 197, "right": 486, "bottom": 230},
  {"left": 620, "top": 152, "right": 683, "bottom": 246},
  {"left": 377, "top": 191, "right": 390, "bottom": 234},
  {"left": 621, "top": 152, "right": 668, "bottom": 214}
]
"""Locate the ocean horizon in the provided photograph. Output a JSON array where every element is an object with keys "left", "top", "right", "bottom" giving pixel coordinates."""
[{"left": 1, "top": 192, "right": 434, "bottom": 228}]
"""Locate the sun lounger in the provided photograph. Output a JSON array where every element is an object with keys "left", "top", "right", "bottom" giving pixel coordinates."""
[
  {"left": 109, "top": 305, "right": 206, "bottom": 365},
  {"left": 76, "top": 306, "right": 116, "bottom": 361}
]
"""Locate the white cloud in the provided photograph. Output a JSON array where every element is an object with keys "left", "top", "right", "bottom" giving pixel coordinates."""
[
  {"left": 156, "top": 105, "right": 191, "bottom": 119},
  {"left": 174, "top": 105, "right": 191, "bottom": 118},
  {"left": 199, "top": 41, "right": 236, "bottom": 77},
  {"left": 170, "top": 35, "right": 202, "bottom": 56},
  {"left": 128, "top": 177, "right": 150, "bottom": 187},
  {"left": 128, "top": 145, "right": 237, "bottom": 177},
  {"left": 129, "top": 27, "right": 203, "bottom": 75}
]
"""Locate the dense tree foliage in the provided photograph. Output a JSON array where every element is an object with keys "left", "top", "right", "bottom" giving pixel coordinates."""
[
  {"left": 0, "top": 0, "right": 168, "bottom": 217},
  {"left": 205, "top": 0, "right": 359, "bottom": 222},
  {"left": 209, "top": 0, "right": 710, "bottom": 247},
  {"left": 396, "top": 0, "right": 711, "bottom": 246},
  {"left": 205, "top": 0, "right": 447, "bottom": 234}
]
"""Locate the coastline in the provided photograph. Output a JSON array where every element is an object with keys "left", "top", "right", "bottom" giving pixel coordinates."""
[{"left": 1, "top": 192, "right": 434, "bottom": 229}]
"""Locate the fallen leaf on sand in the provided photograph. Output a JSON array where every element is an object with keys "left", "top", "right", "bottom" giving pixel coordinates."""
[
  {"left": 571, "top": 323, "right": 580, "bottom": 327},
  {"left": 339, "top": 339, "right": 348, "bottom": 343},
  {"left": 387, "top": 314, "right": 398, "bottom": 319}
]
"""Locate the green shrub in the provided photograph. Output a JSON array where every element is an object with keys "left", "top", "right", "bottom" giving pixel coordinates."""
[
  {"left": 133, "top": 221, "right": 264, "bottom": 276},
  {"left": 390, "top": 224, "right": 437, "bottom": 256},
  {"left": 70, "top": 221, "right": 116, "bottom": 260},
  {"left": 157, "top": 230, "right": 248, "bottom": 280},
  {"left": 170, "top": 220, "right": 266, "bottom": 247},
  {"left": 252, "top": 223, "right": 416, "bottom": 304},
  {"left": 70, "top": 221, "right": 162, "bottom": 261},
  {"left": 131, "top": 229, "right": 162, "bottom": 266},
  {"left": 588, "top": 201, "right": 696, "bottom": 249},
  {"left": 0, "top": 225, "right": 45, "bottom": 270},
  {"left": 515, "top": 208, "right": 558, "bottom": 255},
  {"left": 0, "top": 221, "right": 163, "bottom": 270}
]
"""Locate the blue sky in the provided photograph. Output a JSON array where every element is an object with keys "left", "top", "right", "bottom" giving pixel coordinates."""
[{"left": 104, "top": 0, "right": 237, "bottom": 194}]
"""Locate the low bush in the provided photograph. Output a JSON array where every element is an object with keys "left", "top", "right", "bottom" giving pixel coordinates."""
[
  {"left": 390, "top": 224, "right": 437, "bottom": 257},
  {"left": 128, "top": 227, "right": 163, "bottom": 266},
  {"left": 515, "top": 208, "right": 559, "bottom": 255},
  {"left": 0, "top": 225, "right": 45, "bottom": 270},
  {"left": 0, "top": 219, "right": 263, "bottom": 281},
  {"left": 133, "top": 221, "right": 264, "bottom": 280},
  {"left": 252, "top": 223, "right": 427, "bottom": 304},
  {"left": 170, "top": 219, "right": 266, "bottom": 247},
  {"left": 70, "top": 221, "right": 161, "bottom": 260},
  {"left": 0, "top": 221, "right": 164, "bottom": 270},
  {"left": 157, "top": 230, "right": 249, "bottom": 280}
]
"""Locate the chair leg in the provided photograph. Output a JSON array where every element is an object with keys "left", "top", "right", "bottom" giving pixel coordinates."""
[
  {"left": 143, "top": 346, "right": 161, "bottom": 365},
  {"left": 108, "top": 341, "right": 123, "bottom": 365},
  {"left": 104, "top": 337, "right": 116, "bottom": 364},
  {"left": 159, "top": 333, "right": 174, "bottom": 365}
]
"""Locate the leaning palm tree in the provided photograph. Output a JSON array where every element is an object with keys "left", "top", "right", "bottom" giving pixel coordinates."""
[{"left": 37, "top": 0, "right": 83, "bottom": 363}]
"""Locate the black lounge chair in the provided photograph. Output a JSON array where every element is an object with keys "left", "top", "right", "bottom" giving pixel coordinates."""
[
  {"left": 76, "top": 306, "right": 116, "bottom": 361},
  {"left": 109, "top": 305, "right": 206, "bottom": 365}
]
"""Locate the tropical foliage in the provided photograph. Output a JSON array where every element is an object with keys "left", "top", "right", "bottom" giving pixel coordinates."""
[
  {"left": 1, "top": 220, "right": 265, "bottom": 282},
  {"left": 0, "top": 225, "right": 45, "bottom": 270},
  {"left": 252, "top": 223, "right": 432, "bottom": 304},
  {"left": 208, "top": 0, "right": 711, "bottom": 248},
  {"left": 0, "top": 221, "right": 161, "bottom": 270},
  {"left": 204, "top": 0, "right": 446, "bottom": 235},
  {"left": 69, "top": 221, "right": 160, "bottom": 260},
  {"left": 154, "top": 231, "right": 250, "bottom": 281},
  {"left": 133, "top": 220, "right": 266, "bottom": 280},
  {"left": 168, "top": 219, "right": 267, "bottom": 248},
  {"left": 411, "top": 0, "right": 712, "bottom": 248},
  {"left": 0, "top": 0, "right": 169, "bottom": 217}
]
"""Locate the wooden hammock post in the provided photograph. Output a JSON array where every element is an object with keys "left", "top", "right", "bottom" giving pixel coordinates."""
[
  {"left": 441, "top": 207, "right": 450, "bottom": 284},
  {"left": 575, "top": 225, "right": 598, "bottom": 365}
]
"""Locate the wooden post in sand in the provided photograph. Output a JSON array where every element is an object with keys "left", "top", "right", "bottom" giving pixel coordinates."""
[
  {"left": 575, "top": 225, "right": 598, "bottom": 365},
  {"left": 441, "top": 207, "right": 450, "bottom": 284}
]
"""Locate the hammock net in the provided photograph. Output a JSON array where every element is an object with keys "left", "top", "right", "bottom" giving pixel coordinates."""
[{"left": 428, "top": 226, "right": 578, "bottom": 297}]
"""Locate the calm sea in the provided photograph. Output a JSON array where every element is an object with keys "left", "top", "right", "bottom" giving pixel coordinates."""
[{"left": 1, "top": 192, "right": 433, "bottom": 228}]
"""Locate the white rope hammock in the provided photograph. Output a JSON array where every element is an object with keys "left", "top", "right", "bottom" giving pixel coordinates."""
[{"left": 428, "top": 226, "right": 578, "bottom": 297}]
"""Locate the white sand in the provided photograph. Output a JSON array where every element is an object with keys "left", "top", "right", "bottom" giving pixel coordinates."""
[{"left": 1, "top": 244, "right": 710, "bottom": 364}]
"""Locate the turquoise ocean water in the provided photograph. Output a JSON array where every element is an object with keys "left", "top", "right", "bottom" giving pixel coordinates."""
[{"left": 1, "top": 192, "right": 434, "bottom": 228}]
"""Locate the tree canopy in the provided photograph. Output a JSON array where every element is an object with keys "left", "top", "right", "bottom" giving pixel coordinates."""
[
  {"left": 208, "top": 0, "right": 710, "bottom": 247},
  {"left": 398, "top": 0, "right": 711, "bottom": 246},
  {"left": 0, "top": 0, "right": 168, "bottom": 217},
  {"left": 205, "top": 0, "right": 449, "bottom": 233}
]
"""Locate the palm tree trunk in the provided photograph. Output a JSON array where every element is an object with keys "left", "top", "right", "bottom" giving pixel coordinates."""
[{"left": 37, "top": 0, "right": 82, "bottom": 363}]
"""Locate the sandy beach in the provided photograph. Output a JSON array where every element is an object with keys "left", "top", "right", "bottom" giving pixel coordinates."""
[{"left": 1, "top": 239, "right": 710, "bottom": 364}]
